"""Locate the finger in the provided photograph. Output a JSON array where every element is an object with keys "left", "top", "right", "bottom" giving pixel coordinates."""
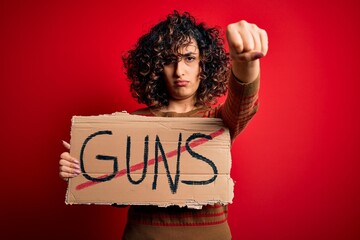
[
  {"left": 237, "top": 51, "right": 264, "bottom": 62},
  {"left": 226, "top": 24, "right": 244, "bottom": 54},
  {"left": 260, "top": 29, "right": 269, "bottom": 56},
  {"left": 59, "top": 171, "right": 79, "bottom": 180},
  {"left": 59, "top": 159, "right": 80, "bottom": 170},
  {"left": 60, "top": 164, "right": 81, "bottom": 174},
  {"left": 62, "top": 140, "right": 71, "bottom": 150},
  {"left": 60, "top": 152, "right": 79, "bottom": 164},
  {"left": 59, "top": 163, "right": 80, "bottom": 181},
  {"left": 239, "top": 24, "right": 255, "bottom": 52},
  {"left": 249, "top": 24, "right": 262, "bottom": 53}
]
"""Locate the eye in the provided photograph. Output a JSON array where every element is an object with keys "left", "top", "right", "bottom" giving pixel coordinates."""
[{"left": 185, "top": 56, "right": 196, "bottom": 62}]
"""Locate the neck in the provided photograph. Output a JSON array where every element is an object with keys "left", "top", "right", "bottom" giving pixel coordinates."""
[{"left": 162, "top": 98, "right": 197, "bottom": 113}]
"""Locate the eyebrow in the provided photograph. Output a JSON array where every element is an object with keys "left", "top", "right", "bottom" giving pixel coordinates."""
[{"left": 179, "top": 52, "right": 198, "bottom": 57}]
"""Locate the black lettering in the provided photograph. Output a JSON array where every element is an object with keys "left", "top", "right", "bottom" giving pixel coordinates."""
[
  {"left": 126, "top": 135, "right": 149, "bottom": 184},
  {"left": 181, "top": 133, "right": 218, "bottom": 185},
  {"left": 152, "top": 133, "right": 182, "bottom": 194},
  {"left": 80, "top": 130, "right": 118, "bottom": 182}
]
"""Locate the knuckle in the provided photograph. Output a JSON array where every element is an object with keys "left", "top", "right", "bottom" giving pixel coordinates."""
[
  {"left": 60, "top": 152, "right": 69, "bottom": 159},
  {"left": 239, "top": 20, "right": 248, "bottom": 25},
  {"left": 250, "top": 23, "right": 258, "bottom": 30},
  {"left": 226, "top": 23, "right": 236, "bottom": 33},
  {"left": 59, "top": 172, "right": 66, "bottom": 179},
  {"left": 260, "top": 29, "right": 268, "bottom": 38},
  {"left": 228, "top": 22, "right": 237, "bottom": 28},
  {"left": 232, "top": 41, "right": 243, "bottom": 50},
  {"left": 59, "top": 159, "right": 70, "bottom": 168}
]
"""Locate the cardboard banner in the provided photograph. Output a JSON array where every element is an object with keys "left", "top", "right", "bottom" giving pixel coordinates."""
[{"left": 66, "top": 112, "right": 234, "bottom": 209}]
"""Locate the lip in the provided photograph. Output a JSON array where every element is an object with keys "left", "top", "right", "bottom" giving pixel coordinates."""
[{"left": 174, "top": 80, "right": 189, "bottom": 87}]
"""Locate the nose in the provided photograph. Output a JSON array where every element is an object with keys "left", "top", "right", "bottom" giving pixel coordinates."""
[{"left": 174, "top": 59, "right": 186, "bottom": 77}]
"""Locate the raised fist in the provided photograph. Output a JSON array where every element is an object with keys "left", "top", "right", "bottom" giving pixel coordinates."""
[{"left": 226, "top": 20, "right": 268, "bottom": 62}]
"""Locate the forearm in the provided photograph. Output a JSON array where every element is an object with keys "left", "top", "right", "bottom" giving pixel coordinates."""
[
  {"left": 221, "top": 72, "right": 260, "bottom": 141},
  {"left": 231, "top": 59, "right": 260, "bottom": 84}
]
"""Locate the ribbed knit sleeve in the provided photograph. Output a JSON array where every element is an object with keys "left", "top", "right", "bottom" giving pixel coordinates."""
[{"left": 219, "top": 73, "right": 260, "bottom": 142}]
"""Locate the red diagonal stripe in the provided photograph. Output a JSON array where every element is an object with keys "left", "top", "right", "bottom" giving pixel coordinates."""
[{"left": 75, "top": 127, "right": 225, "bottom": 190}]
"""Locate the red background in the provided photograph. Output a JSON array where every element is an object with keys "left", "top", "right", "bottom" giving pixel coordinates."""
[{"left": 1, "top": 0, "right": 359, "bottom": 239}]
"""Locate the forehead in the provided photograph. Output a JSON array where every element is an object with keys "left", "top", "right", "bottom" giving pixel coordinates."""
[{"left": 177, "top": 39, "right": 199, "bottom": 54}]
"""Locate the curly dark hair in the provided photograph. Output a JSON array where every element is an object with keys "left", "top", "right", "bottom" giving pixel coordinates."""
[{"left": 122, "top": 10, "right": 230, "bottom": 108}]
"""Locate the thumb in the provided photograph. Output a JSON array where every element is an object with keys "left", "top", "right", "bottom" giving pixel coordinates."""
[
  {"left": 235, "top": 51, "right": 264, "bottom": 62},
  {"left": 62, "top": 140, "right": 71, "bottom": 150}
]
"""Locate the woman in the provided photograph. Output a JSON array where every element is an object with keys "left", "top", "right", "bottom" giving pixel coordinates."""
[{"left": 59, "top": 11, "right": 268, "bottom": 240}]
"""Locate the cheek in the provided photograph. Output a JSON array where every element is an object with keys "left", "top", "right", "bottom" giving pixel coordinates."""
[
  {"left": 196, "top": 69, "right": 202, "bottom": 82},
  {"left": 191, "top": 65, "right": 201, "bottom": 78},
  {"left": 163, "top": 67, "right": 172, "bottom": 81},
  {"left": 163, "top": 67, "right": 170, "bottom": 77}
]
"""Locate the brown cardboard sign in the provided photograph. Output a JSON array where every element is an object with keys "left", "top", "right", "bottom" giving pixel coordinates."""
[{"left": 65, "top": 112, "right": 234, "bottom": 209}]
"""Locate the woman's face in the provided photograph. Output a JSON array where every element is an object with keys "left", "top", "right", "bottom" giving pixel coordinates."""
[{"left": 163, "top": 39, "right": 201, "bottom": 103}]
